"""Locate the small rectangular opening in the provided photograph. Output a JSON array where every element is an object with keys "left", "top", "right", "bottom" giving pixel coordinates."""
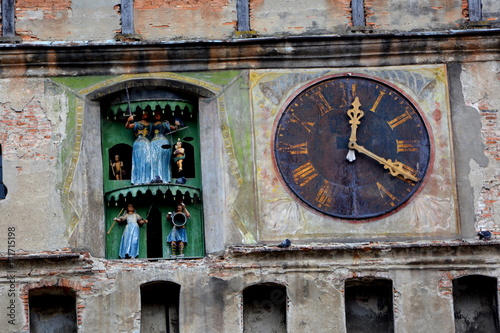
[
  {"left": 345, "top": 279, "right": 394, "bottom": 333},
  {"left": 243, "top": 284, "right": 287, "bottom": 333}
]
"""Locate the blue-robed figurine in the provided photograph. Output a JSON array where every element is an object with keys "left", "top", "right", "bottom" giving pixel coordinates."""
[
  {"left": 167, "top": 203, "right": 190, "bottom": 257},
  {"left": 126, "top": 112, "right": 152, "bottom": 185},
  {"left": 115, "top": 204, "right": 148, "bottom": 258},
  {"left": 150, "top": 112, "right": 176, "bottom": 183}
]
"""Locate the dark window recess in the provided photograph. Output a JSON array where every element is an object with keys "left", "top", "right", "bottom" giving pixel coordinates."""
[
  {"left": 109, "top": 144, "right": 132, "bottom": 181},
  {"left": 2, "top": 0, "right": 16, "bottom": 37},
  {"left": 453, "top": 275, "right": 499, "bottom": 333},
  {"left": 171, "top": 142, "right": 195, "bottom": 179},
  {"left": 0, "top": 145, "right": 6, "bottom": 199},
  {"left": 468, "top": 0, "right": 482, "bottom": 21},
  {"left": 146, "top": 207, "right": 163, "bottom": 258},
  {"left": 141, "top": 282, "right": 180, "bottom": 333},
  {"left": 243, "top": 284, "right": 287, "bottom": 333},
  {"left": 351, "top": 0, "right": 366, "bottom": 26},
  {"left": 29, "top": 288, "right": 77, "bottom": 333},
  {"left": 345, "top": 279, "right": 394, "bottom": 333}
]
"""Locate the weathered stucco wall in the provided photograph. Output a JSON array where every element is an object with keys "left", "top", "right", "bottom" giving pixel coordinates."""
[
  {"left": 0, "top": 61, "right": 499, "bottom": 252},
  {"left": 7, "top": 0, "right": 499, "bottom": 42},
  {"left": 134, "top": 0, "right": 237, "bottom": 40},
  {"left": 0, "top": 79, "right": 68, "bottom": 252},
  {"left": 0, "top": 1, "right": 498, "bottom": 332},
  {"left": 1, "top": 242, "right": 498, "bottom": 332},
  {"left": 367, "top": 0, "right": 464, "bottom": 31},
  {"left": 249, "top": 0, "right": 351, "bottom": 36},
  {"left": 15, "top": 0, "right": 120, "bottom": 41},
  {"left": 461, "top": 61, "right": 500, "bottom": 234}
]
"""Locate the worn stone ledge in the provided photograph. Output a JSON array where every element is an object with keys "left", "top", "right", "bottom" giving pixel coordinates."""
[
  {"left": 0, "top": 239, "right": 498, "bottom": 273},
  {"left": 228, "top": 239, "right": 500, "bottom": 254},
  {"left": 0, "top": 29, "right": 496, "bottom": 77},
  {"left": 0, "top": 251, "right": 84, "bottom": 261}
]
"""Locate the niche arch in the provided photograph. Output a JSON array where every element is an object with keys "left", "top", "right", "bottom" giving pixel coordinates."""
[
  {"left": 344, "top": 277, "right": 395, "bottom": 333},
  {"left": 29, "top": 287, "right": 78, "bottom": 333},
  {"left": 63, "top": 73, "right": 222, "bottom": 258},
  {"left": 243, "top": 283, "right": 288, "bottom": 333},
  {"left": 140, "top": 281, "right": 181, "bottom": 333},
  {"left": 453, "top": 274, "right": 499, "bottom": 332},
  {"left": 108, "top": 143, "right": 132, "bottom": 181}
]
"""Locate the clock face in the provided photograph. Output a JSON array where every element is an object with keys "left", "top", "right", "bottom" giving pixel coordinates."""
[{"left": 273, "top": 75, "right": 431, "bottom": 220}]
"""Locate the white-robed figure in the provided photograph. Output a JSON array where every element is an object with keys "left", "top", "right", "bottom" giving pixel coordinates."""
[{"left": 115, "top": 204, "right": 148, "bottom": 258}]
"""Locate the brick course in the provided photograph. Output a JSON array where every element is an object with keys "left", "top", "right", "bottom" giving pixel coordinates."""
[
  {"left": 0, "top": 101, "right": 54, "bottom": 163},
  {"left": 135, "top": 0, "right": 229, "bottom": 11}
]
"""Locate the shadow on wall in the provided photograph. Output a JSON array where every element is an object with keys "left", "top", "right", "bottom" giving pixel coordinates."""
[{"left": 0, "top": 144, "right": 7, "bottom": 199}]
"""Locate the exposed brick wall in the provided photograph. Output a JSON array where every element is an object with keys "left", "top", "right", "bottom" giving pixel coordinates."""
[
  {"left": 0, "top": 100, "right": 54, "bottom": 164},
  {"left": 341, "top": 0, "right": 355, "bottom": 26},
  {"left": 477, "top": 99, "right": 500, "bottom": 237},
  {"left": 15, "top": 0, "right": 72, "bottom": 40},
  {"left": 364, "top": 0, "right": 377, "bottom": 28},
  {"left": 134, "top": 0, "right": 233, "bottom": 39},
  {"left": 135, "top": 0, "right": 229, "bottom": 11},
  {"left": 16, "top": 0, "right": 71, "bottom": 12},
  {"left": 461, "top": 0, "right": 470, "bottom": 20}
]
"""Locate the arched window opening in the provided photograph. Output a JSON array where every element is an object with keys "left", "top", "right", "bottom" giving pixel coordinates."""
[
  {"left": 345, "top": 278, "right": 394, "bottom": 333},
  {"left": 141, "top": 281, "right": 180, "bottom": 333},
  {"left": 108, "top": 144, "right": 132, "bottom": 181},
  {"left": 453, "top": 275, "right": 499, "bottom": 333},
  {"left": 243, "top": 283, "right": 287, "bottom": 333},
  {"left": 29, "top": 287, "right": 77, "bottom": 333}
]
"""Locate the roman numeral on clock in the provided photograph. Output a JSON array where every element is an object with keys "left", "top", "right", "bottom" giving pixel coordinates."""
[
  {"left": 311, "top": 91, "right": 334, "bottom": 116},
  {"left": 279, "top": 142, "right": 308, "bottom": 154},
  {"left": 290, "top": 114, "right": 315, "bottom": 133},
  {"left": 397, "top": 140, "right": 419, "bottom": 152},
  {"left": 370, "top": 91, "right": 386, "bottom": 112},
  {"left": 315, "top": 179, "right": 334, "bottom": 207},
  {"left": 292, "top": 162, "right": 318, "bottom": 186},
  {"left": 377, "top": 182, "right": 397, "bottom": 206},
  {"left": 387, "top": 110, "right": 412, "bottom": 129}
]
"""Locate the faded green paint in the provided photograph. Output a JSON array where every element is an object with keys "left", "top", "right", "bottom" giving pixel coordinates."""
[
  {"left": 182, "top": 70, "right": 241, "bottom": 86},
  {"left": 52, "top": 76, "right": 116, "bottom": 91},
  {"left": 59, "top": 93, "right": 77, "bottom": 177},
  {"left": 216, "top": 72, "right": 259, "bottom": 242},
  {"left": 101, "top": 101, "right": 205, "bottom": 259},
  {"left": 105, "top": 197, "right": 205, "bottom": 259},
  {"left": 223, "top": 73, "right": 253, "bottom": 181}
]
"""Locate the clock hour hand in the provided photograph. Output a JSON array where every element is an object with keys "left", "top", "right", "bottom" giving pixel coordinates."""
[
  {"left": 348, "top": 142, "right": 420, "bottom": 182},
  {"left": 346, "top": 97, "right": 364, "bottom": 162}
]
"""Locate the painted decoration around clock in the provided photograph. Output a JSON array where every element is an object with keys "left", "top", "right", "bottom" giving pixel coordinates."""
[{"left": 273, "top": 75, "right": 432, "bottom": 220}]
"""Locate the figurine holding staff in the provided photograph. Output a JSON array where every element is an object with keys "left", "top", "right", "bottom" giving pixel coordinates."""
[{"left": 115, "top": 203, "right": 148, "bottom": 259}]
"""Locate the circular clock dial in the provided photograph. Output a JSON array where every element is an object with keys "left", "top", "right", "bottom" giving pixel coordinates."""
[{"left": 273, "top": 75, "right": 431, "bottom": 220}]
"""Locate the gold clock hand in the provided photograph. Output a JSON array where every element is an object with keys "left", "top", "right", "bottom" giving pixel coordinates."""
[
  {"left": 348, "top": 142, "right": 420, "bottom": 182},
  {"left": 346, "top": 97, "right": 364, "bottom": 162},
  {"left": 347, "top": 97, "right": 364, "bottom": 143}
]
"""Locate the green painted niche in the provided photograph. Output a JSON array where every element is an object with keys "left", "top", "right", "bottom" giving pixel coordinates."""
[{"left": 101, "top": 87, "right": 205, "bottom": 259}]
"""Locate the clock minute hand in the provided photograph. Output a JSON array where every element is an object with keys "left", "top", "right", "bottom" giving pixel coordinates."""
[
  {"left": 347, "top": 97, "right": 364, "bottom": 143},
  {"left": 346, "top": 97, "right": 364, "bottom": 162},
  {"left": 348, "top": 142, "right": 420, "bottom": 182}
]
